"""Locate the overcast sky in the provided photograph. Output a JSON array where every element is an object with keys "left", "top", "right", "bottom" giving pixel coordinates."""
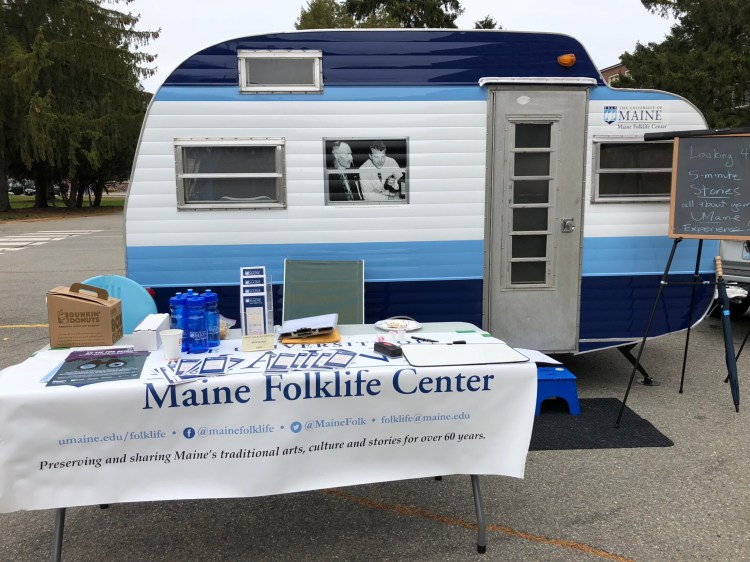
[{"left": 120, "top": 0, "right": 675, "bottom": 92}]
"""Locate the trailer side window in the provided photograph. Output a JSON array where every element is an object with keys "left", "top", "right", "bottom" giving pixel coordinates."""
[
  {"left": 594, "top": 141, "right": 673, "bottom": 202},
  {"left": 174, "top": 138, "right": 286, "bottom": 210},
  {"left": 238, "top": 50, "right": 322, "bottom": 93}
]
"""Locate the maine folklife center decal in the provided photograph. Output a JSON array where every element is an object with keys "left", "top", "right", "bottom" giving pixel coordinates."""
[{"left": 603, "top": 104, "right": 667, "bottom": 131}]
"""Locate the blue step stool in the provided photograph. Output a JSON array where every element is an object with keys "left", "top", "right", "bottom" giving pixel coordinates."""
[{"left": 536, "top": 366, "right": 581, "bottom": 415}]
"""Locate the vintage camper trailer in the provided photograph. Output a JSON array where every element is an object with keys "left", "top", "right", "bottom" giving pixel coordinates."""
[{"left": 125, "top": 29, "right": 716, "bottom": 353}]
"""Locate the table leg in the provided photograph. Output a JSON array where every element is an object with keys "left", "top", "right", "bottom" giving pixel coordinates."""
[
  {"left": 470, "top": 475, "right": 486, "bottom": 553},
  {"left": 51, "top": 507, "right": 66, "bottom": 562}
]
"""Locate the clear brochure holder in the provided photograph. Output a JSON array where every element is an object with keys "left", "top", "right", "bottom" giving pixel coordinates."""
[{"left": 239, "top": 267, "right": 274, "bottom": 336}]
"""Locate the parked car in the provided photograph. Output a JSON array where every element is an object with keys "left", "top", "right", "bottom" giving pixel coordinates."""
[
  {"left": 715, "top": 239, "right": 750, "bottom": 319},
  {"left": 7, "top": 179, "right": 23, "bottom": 195},
  {"left": 23, "top": 180, "right": 36, "bottom": 196}
]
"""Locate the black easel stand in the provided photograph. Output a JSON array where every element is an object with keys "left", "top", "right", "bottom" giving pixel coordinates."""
[
  {"left": 679, "top": 239, "right": 704, "bottom": 393},
  {"left": 616, "top": 238, "right": 682, "bottom": 426},
  {"left": 617, "top": 238, "right": 740, "bottom": 425},
  {"left": 735, "top": 326, "right": 750, "bottom": 362},
  {"left": 733, "top": 323, "right": 750, "bottom": 389}
]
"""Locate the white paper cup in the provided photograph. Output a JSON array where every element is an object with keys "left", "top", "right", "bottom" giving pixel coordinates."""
[{"left": 160, "top": 329, "right": 183, "bottom": 361}]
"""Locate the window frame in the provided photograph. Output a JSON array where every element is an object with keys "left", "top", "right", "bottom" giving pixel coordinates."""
[
  {"left": 505, "top": 118, "right": 559, "bottom": 289},
  {"left": 174, "top": 137, "right": 287, "bottom": 211},
  {"left": 593, "top": 139, "right": 674, "bottom": 203},
  {"left": 238, "top": 50, "right": 323, "bottom": 93},
  {"left": 323, "top": 137, "right": 410, "bottom": 206}
]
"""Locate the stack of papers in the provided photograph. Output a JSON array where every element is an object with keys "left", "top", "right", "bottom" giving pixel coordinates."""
[
  {"left": 401, "top": 343, "right": 529, "bottom": 367},
  {"left": 154, "top": 355, "right": 256, "bottom": 385},
  {"left": 152, "top": 347, "right": 361, "bottom": 385},
  {"left": 279, "top": 313, "right": 338, "bottom": 339}
]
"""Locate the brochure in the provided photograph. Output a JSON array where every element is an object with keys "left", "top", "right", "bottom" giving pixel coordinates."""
[
  {"left": 46, "top": 348, "right": 149, "bottom": 388},
  {"left": 240, "top": 266, "right": 273, "bottom": 335}
]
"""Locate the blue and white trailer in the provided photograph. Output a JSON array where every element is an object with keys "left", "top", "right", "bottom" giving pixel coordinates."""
[{"left": 125, "top": 29, "right": 716, "bottom": 353}]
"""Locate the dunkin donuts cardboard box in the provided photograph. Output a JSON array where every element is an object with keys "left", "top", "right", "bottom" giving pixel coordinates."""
[{"left": 47, "top": 283, "right": 123, "bottom": 347}]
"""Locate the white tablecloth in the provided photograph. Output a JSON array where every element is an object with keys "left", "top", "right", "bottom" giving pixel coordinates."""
[{"left": 0, "top": 328, "right": 537, "bottom": 513}]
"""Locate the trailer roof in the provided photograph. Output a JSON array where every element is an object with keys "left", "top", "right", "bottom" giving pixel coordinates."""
[{"left": 163, "top": 29, "right": 604, "bottom": 88}]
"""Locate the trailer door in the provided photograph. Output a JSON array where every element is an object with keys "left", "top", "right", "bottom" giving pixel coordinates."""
[{"left": 485, "top": 87, "right": 587, "bottom": 353}]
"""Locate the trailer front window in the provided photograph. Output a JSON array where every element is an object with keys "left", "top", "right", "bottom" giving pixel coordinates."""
[
  {"left": 594, "top": 141, "right": 673, "bottom": 202},
  {"left": 238, "top": 50, "right": 322, "bottom": 93},
  {"left": 174, "top": 138, "right": 286, "bottom": 210}
]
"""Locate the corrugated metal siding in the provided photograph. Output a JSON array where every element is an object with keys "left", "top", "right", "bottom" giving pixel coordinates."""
[
  {"left": 127, "top": 84, "right": 711, "bottom": 287},
  {"left": 583, "top": 90, "right": 708, "bottom": 239},
  {"left": 127, "top": 98, "right": 487, "bottom": 249}
]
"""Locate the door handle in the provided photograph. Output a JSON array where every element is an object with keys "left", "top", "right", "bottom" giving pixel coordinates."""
[{"left": 561, "top": 218, "right": 575, "bottom": 233}]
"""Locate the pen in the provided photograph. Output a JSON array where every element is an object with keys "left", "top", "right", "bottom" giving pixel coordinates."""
[{"left": 412, "top": 336, "right": 438, "bottom": 343}]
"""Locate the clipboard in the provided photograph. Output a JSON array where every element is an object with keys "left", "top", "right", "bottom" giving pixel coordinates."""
[
  {"left": 279, "top": 313, "right": 338, "bottom": 339},
  {"left": 401, "top": 343, "right": 529, "bottom": 367},
  {"left": 280, "top": 327, "right": 341, "bottom": 344}
]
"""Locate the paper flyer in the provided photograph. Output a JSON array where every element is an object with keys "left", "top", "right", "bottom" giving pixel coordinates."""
[{"left": 46, "top": 348, "right": 149, "bottom": 387}]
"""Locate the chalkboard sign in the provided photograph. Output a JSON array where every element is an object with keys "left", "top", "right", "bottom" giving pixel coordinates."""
[{"left": 670, "top": 135, "right": 750, "bottom": 239}]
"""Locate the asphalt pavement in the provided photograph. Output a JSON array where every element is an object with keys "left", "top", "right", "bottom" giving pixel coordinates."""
[{"left": 0, "top": 212, "right": 748, "bottom": 561}]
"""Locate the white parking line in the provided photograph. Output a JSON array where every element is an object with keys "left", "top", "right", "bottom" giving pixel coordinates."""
[
  {"left": 0, "top": 230, "right": 102, "bottom": 254},
  {"left": 0, "top": 234, "right": 65, "bottom": 240},
  {"left": 37, "top": 231, "right": 101, "bottom": 234}
]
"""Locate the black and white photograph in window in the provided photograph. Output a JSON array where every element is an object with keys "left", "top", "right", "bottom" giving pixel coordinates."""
[{"left": 324, "top": 138, "right": 408, "bottom": 204}]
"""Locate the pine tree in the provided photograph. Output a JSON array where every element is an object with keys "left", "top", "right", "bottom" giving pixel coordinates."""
[
  {"left": 474, "top": 15, "right": 500, "bottom": 30},
  {"left": 0, "top": 0, "right": 158, "bottom": 210},
  {"left": 296, "top": 0, "right": 356, "bottom": 29},
  {"left": 619, "top": 0, "right": 750, "bottom": 128},
  {"left": 344, "top": 0, "right": 464, "bottom": 28}
]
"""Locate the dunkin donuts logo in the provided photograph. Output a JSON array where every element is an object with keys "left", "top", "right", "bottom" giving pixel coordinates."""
[{"left": 57, "top": 310, "right": 101, "bottom": 324}]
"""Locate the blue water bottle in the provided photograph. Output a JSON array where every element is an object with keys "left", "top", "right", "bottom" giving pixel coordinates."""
[
  {"left": 169, "top": 292, "right": 188, "bottom": 351},
  {"left": 183, "top": 289, "right": 196, "bottom": 351},
  {"left": 202, "top": 289, "right": 220, "bottom": 349},
  {"left": 169, "top": 292, "right": 183, "bottom": 329},
  {"left": 187, "top": 295, "right": 209, "bottom": 354}
]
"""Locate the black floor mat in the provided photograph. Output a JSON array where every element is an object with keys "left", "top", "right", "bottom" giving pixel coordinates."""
[{"left": 530, "top": 397, "right": 674, "bottom": 451}]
